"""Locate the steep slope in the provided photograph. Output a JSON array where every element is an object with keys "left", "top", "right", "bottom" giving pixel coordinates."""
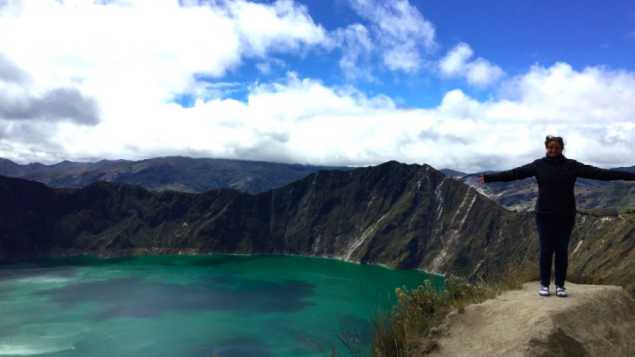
[
  {"left": 0, "top": 156, "right": 350, "bottom": 194},
  {"left": 426, "top": 281, "right": 635, "bottom": 356},
  {"left": 0, "top": 161, "right": 519, "bottom": 274},
  {"left": 1, "top": 160, "right": 635, "bottom": 296}
]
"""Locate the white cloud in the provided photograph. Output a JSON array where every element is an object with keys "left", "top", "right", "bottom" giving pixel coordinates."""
[
  {"left": 333, "top": 23, "right": 374, "bottom": 80},
  {"left": 465, "top": 58, "right": 505, "bottom": 87},
  {"left": 0, "top": 0, "right": 330, "bottom": 121},
  {"left": 0, "top": 52, "right": 29, "bottom": 83},
  {"left": 1, "top": 1, "right": 634, "bottom": 173},
  {"left": 0, "top": 50, "right": 99, "bottom": 124},
  {"left": 439, "top": 42, "right": 504, "bottom": 87},
  {"left": 224, "top": 0, "right": 331, "bottom": 56},
  {"left": 348, "top": 0, "right": 436, "bottom": 73},
  {"left": 439, "top": 43, "right": 473, "bottom": 76},
  {"left": 3, "top": 61, "right": 635, "bottom": 173}
]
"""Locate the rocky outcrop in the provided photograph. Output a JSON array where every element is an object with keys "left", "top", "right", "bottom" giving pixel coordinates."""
[{"left": 426, "top": 281, "right": 635, "bottom": 356}]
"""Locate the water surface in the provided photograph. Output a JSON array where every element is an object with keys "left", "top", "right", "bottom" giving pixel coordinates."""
[{"left": 0, "top": 255, "right": 442, "bottom": 356}]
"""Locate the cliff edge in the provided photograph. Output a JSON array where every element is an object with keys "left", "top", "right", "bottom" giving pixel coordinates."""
[{"left": 426, "top": 281, "right": 635, "bottom": 357}]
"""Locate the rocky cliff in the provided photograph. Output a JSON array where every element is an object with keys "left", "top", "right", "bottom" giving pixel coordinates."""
[{"left": 2, "top": 160, "right": 635, "bottom": 296}]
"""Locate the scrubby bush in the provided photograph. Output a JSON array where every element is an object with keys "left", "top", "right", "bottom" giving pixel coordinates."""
[{"left": 371, "top": 261, "right": 537, "bottom": 356}]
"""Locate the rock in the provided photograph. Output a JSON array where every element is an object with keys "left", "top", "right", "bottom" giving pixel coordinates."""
[{"left": 426, "top": 281, "right": 635, "bottom": 357}]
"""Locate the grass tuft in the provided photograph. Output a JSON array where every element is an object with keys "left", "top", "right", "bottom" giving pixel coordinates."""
[{"left": 370, "top": 260, "right": 538, "bottom": 356}]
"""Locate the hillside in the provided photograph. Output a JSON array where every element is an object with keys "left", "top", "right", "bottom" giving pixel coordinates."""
[
  {"left": 3, "top": 156, "right": 634, "bottom": 212},
  {"left": 1, "top": 160, "right": 635, "bottom": 296},
  {"left": 425, "top": 281, "right": 635, "bottom": 356}
]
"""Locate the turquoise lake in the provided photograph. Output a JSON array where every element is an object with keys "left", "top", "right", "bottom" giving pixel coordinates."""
[{"left": 0, "top": 254, "right": 443, "bottom": 356}]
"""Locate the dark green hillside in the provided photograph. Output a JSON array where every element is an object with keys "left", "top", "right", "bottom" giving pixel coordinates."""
[{"left": 2, "top": 160, "right": 635, "bottom": 296}]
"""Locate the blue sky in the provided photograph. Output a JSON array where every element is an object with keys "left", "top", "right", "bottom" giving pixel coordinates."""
[
  {"left": 183, "top": 0, "right": 635, "bottom": 107},
  {"left": 420, "top": 0, "right": 635, "bottom": 70},
  {"left": 1, "top": 0, "right": 635, "bottom": 171}
]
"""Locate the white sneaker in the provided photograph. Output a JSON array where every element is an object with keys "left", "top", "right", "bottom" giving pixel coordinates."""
[
  {"left": 556, "top": 286, "right": 567, "bottom": 297},
  {"left": 539, "top": 284, "right": 550, "bottom": 296}
]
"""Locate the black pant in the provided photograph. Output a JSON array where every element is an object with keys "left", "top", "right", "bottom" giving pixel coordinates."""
[{"left": 534, "top": 212, "right": 576, "bottom": 287}]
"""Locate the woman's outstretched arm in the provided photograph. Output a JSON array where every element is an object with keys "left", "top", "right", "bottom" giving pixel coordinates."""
[
  {"left": 482, "top": 160, "right": 537, "bottom": 183},
  {"left": 573, "top": 160, "right": 635, "bottom": 181}
]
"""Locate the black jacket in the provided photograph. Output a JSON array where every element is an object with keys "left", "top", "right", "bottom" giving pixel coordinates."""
[{"left": 483, "top": 154, "right": 635, "bottom": 216}]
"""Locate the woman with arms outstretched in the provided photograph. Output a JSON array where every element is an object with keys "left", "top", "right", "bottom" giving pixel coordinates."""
[{"left": 479, "top": 135, "right": 635, "bottom": 297}]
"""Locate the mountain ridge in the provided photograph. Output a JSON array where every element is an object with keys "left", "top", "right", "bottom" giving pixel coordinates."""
[
  {"left": 2, "top": 160, "right": 635, "bottom": 297},
  {"left": 0, "top": 156, "right": 353, "bottom": 194}
]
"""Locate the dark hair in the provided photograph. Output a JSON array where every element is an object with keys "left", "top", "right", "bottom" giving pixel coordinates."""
[{"left": 545, "top": 135, "right": 564, "bottom": 150}]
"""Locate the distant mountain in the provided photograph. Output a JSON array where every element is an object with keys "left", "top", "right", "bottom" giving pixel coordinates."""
[
  {"left": 3, "top": 160, "right": 635, "bottom": 296},
  {"left": 0, "top": 156, "right": 353, "bottom": 194},
  {"left": 439, "top": 168, "right": 467, "bottom": 178}
]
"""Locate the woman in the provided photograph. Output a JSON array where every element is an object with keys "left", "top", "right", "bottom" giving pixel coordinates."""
[{"left": 479, "top": 135, "right": 635, "bottom": 297}]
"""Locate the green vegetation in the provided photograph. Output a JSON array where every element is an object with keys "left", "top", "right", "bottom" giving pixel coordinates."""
[
  {"left": 370, "top": 261, "right": 538, "bottom": 356},
  {"left": 620, "top": 207, "right": 635, "bottom": 215}
]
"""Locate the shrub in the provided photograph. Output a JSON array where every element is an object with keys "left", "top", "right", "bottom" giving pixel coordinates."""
[{"left": 371, "top": 260, "right": 537, "bottom": 356}]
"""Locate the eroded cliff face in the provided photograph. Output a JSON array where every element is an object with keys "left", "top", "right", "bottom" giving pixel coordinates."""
[{"left": 2, "top": 160, "right": 635, "bottom": 295}]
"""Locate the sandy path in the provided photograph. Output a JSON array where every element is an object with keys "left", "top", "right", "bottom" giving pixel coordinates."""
[{"left": 425, "top": 281, "right": 635, "bottom": 357}]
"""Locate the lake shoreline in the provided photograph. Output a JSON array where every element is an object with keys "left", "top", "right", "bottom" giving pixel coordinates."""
[{"left": 1, "top": 247, "right": 445, "bottom": 278}]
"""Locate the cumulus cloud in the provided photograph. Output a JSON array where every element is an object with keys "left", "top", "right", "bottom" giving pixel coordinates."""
[
  {"left": 439, "top": 42, "right": 504, "bottom": 87},
  {"left": 438, "top": 43, "right": 472, "bottom": 76},
  {"left": 494, "top": 62, "right": 635, "bottom": 124},
  {"left": 0, "top": 0, "right": 333, "bottom": 156},
  {"left": 0, "top": 87, "right": 100, "bottom": 124},
  {"left": 4, "top": 61, "right": 635, "bottom": 173},
  {"left": 0, "top": 0, "right": 330, "bottom": 106},
  {"left": 0, "top": 53, "right": 29, "bottom": 83},
  {"left": 1, "top": 1, "right": 634, "bottom": 173},
  {"left": 437, "top": 62, "right": 635, "bottom": 169},
  {"left": 223, "top": 0, "right": 331, "bottom": 56},
  {"left": 0, "top": 52, "right": 100, "bottom": 124},
  {"left": 348, "top": 0, "right": 436, "bottom": 73}
]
